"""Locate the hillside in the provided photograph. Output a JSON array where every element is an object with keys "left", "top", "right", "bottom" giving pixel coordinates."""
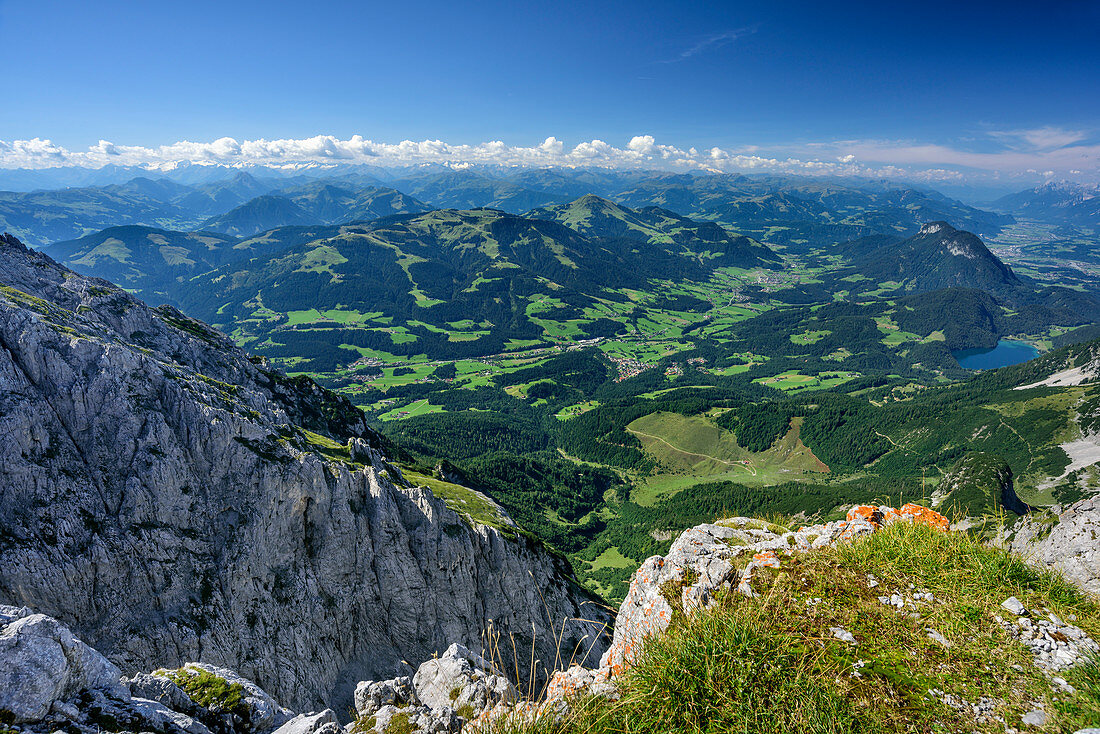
[
  {"left": 0, "top": 172, "right": 285, "bottom": 246},
  {"left": 0, "top": 185, "right": 200, "bottom": 247},
  {"left": 171, "top": 205, "right": 779, "bottom": 372},
  {"left": 201, "top": 184, "right": 431, "bottom": 237},
  {"left": 609, "top": 173, "right": 1014, "bottom": 246},
  {"left": 201, "top": 194, "right": 317, "bottom": 236},
  {"left": 390, "top": 170, "right": 573, "bottom": 213},
  {"left": 0, "top": 232, "right": 608, "bottom": 711},
  {"left": 7, "top": 504, "right": 1097, "bottom": 734},
  {"left": 846, "top": 221, "right": 1022, "bottom": 293},
  {"left": 494, "top": 512, "right": 1100, "bottom": 733},
  {"left": 527, "top": 194, "right": 780, "bottom": 268},
  {"left": 0, "top": 169, "right": 1026, "bottom": 254},
  {"left": 43, "top": 225, "right": 240, "bottom": 295}
]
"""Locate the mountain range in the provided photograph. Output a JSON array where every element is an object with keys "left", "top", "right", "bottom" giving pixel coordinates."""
[
  {"left": 170, "top": 197, "right": 781, "bottom": 368},
  {"left": 3, "top": 167, "right": 1028, "bottom": 249},
  {"left": 992, "top": 181, "right": 1100, "bottom": 229}
]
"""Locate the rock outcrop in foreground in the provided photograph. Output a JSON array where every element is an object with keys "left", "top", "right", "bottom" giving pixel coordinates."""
[
  {"left": 0, "top": 232, "right": 609, "bottom": 711},
  {"left": 545, "top": 504, "right": 953, "bottom": 700},
  {"left": 0, "top": 605, "right": 526, "bottom": 734},
  {"left": 475, "top": 503, "right": 1100, "bottom": 732},
  {"left": 5, "top": 502, "right": 1100, "bottom": 733}
]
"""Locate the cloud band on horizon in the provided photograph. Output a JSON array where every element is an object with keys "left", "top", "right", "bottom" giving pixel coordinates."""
[{"left": 0, "top": 130, "right": 1096, "bottom": 184}]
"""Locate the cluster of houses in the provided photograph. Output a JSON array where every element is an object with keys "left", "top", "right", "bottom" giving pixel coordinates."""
[{"left": 609, "top": 354, "right": 656, "bottom": 382}]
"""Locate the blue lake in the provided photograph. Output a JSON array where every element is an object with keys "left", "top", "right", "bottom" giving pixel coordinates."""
[{"left": 951, "top": 339, "right": 1040, "bottom": 370}]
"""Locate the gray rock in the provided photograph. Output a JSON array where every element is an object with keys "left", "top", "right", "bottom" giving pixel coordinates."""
[
  {"left": 129, "top": 697, "right": 213, "bottom": 734},
  {"left": 925, "top": 628, "right": 951, "bottom": 648},
  {"left": 270, "top": 709, "right": 338, "bottom": 734},
  {"left": 599, "top": 523, "right": 744, "bottom": 674},
  {"left": 368, "top": 704, "right": 461, "bottom": 734},
  {"left": 1002, "top": 596, "right": 1027, "bottom": 615},
  {"left": 0, "top": 612, "right": 125, "bottom": 722},
  {"left": 128, "top": 671, "right": 200, "bottom": 716},
  {"left": 830, "top": 627, "right": 856, "bottom": 644},
  {"left": 0, "top": 234, "right": 610, "bottom": 711},
  {"left": 354, "top": 676, "right": 418, "bottom": 718},
  {"left": 1010, "top": 494, "right": 1100, "bottom": 595},
  {"left": 413, "top": 643, "right": 516, "bottom": 720},
  {"left": 599, "top": 514, "right": 880, "bottom": 674},
  {"left": 165, "top": 663, "right": 292, "bottom": 733},
  {"left": 1022, "top": 708, "right": 1047, "bottom": 727}
]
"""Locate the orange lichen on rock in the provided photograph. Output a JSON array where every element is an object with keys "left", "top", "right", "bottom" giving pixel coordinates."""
[
  {"left": 897, "top": 503, "right": 950, "bottom": 531},
  {"left": 752, "top": 550, "right": 781, "bottom": 568},
  {"left": 847, "top": 505, "right": 880, "bottom": 523},
  {"left": 845, "top": 504, "right": 947, "bottom": 531}
]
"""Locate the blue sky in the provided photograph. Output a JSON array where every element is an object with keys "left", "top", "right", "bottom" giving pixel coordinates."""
[{"left": 2, "top": 0, "right": 1098, "bottom": 183}]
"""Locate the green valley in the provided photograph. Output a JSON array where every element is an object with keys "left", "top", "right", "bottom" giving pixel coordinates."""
[{"left": 29, "top": 169, "right": 1100, "bottom": 604}]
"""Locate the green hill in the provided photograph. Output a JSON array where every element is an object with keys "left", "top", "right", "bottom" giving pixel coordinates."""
[
  {"left": 848, "top": 221, "right": 1021, "bottom": 293},
  {"left": 44, "top": 226, "right": 240, "bottom": 294},
  {"left": 44, "top": 223, "right": 337, "bottom": 296},
  {"left": 200, "top": 184, "right": 431, "bottom": 237},
  {"left": 527, "top": 194, "right": 781, "bottom": 268},
  {"left": 171, "top": 205, "right": 780, "bottom": 370}
]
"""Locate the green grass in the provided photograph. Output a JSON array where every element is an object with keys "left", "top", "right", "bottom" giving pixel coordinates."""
[
  {"left": 754, "top": 370, "right": 860, "bottom": 392},
  {"left": 626, "top": 413, "right": 829, "bottom": 505},
  {"left": 286, "top": 308, "right": 324, "bottom": 326},
  {"left": 297, "top": 428, "right": 360, "bottom": 465},
  {"left": 163, "top": 666, "right": 247, "bottom": 716},
  {"left": 403, "top": 469, "right": 511, "bottom": 532},
  {"left": 490, "top": 523, "right": 1100, "bottom": 734},
  {"left": 379, "top": 399, "right": 445, "bottom": 421},
  {"left": 587, "top": 546, "right": 635, "bottom": 572},
  {"left": 791, "top": 329, "right": 830, "bottom": 344}
]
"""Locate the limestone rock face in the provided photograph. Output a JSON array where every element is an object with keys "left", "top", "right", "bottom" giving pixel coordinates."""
[
  {"left": 0, "top": 233, "right": 609, "bottom": 711},
  {"left": 270, "top": 710, "right": 341, "bottom": 734},
  {"left": 0, "top": 606, "right": 126, "bottom": 722},
  {"left": 1010, "top": 495, "right": 1100, "bottom": 595},
  {"left": 351, "top": 642, "right": 515, "bottom": 731},
  {"left": 353, "top": 677, "right": 418, "bottom": 718},
  {"left": 158, "top": 663, "right": 294, "bottom": 733}
]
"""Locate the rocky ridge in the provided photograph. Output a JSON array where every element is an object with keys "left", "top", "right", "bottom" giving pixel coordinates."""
[
  {"left": 5, "top": 500, "right": 1100, "bottom": 733},
  {"left": 0, "top": 232, "right": 609, "bottom": 711}
]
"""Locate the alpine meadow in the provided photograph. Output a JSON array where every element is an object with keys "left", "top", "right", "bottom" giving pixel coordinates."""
[{"left": 2, "top": 2, "right": 1100, "bottom": 733}]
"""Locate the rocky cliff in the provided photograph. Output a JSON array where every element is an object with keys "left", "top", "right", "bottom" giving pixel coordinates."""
[
  {"left": 0, "top": 233, "right": 609, "bottom": 712},
  {"left": 1010, "top": 495, "right": 1100, "bottom": 595}
]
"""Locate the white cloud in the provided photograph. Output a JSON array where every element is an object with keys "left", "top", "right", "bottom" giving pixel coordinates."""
[
  {"left": 989, "top": 126, "right": 1088, "bottom": 151},
  {"left": 815, "top": 136, "right": 1100, "bottom": 179},
  {"left": 0, "top": 130, "right": 1095, "bottom": 184},
  {"left": 662, "top": 27, "right": 758, "bottom": 63}
]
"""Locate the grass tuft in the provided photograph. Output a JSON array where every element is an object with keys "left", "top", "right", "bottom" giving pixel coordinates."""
[{"left": 486, "top": 522, "right": 1100, "bottom": 733}]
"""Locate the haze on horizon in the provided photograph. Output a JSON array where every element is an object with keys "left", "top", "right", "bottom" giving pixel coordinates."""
[{"left": 2, "top": 0, "right": 1098, "bottom": 191}]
